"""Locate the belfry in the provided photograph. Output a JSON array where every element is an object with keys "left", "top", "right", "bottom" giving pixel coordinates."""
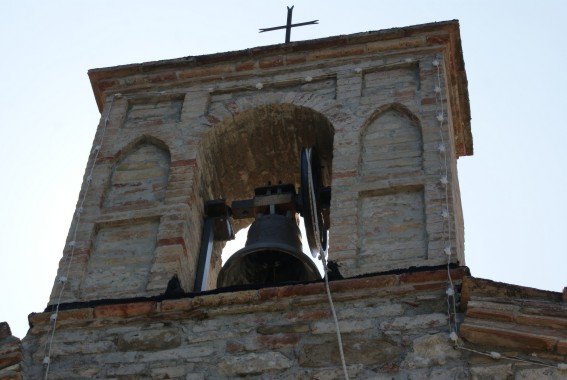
[
  {"left": 1, "top": 19, "right": 566, "bottom": 380},
  {"left": 49, "top": 22, "right": 472, "bottom": 303}
]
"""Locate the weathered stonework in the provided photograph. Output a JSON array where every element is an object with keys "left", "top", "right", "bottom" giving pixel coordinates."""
[
  {"left": 47, "top": 20, "right": 472, "bottom": 306},
  {"left": 4, "top": 19, "right": 565, "bottom": 380},
  {"left": 16, "top": 269, "right": 567, "bottom": 379}
]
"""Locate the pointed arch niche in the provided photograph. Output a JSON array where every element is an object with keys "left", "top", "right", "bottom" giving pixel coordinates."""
[
  {"left": 356, "top": 104, "right": 427, "bottom": 273},
  {"left": 79, "top": 137, "right": 171, "bottom": 300},
  {"left": 359, "top": 103, "right": 423, "bottom": 181},
  {"left": 197, "top": 104, "right": 335, "bottom": 289},
  {"left": 104, "top": 136, "right": 171, "bottom": 209}
]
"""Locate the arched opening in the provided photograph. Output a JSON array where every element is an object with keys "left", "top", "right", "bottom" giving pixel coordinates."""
[
  {"left": 356, "top": 103, "right": 427, "bottom": 273},
  {"left": 197, "top": 104, "right": 334, "bottom": 290}
]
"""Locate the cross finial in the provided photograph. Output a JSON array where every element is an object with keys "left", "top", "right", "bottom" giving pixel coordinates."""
[{"left": 259, "top": 5, "right": 318, "bottom": 43}]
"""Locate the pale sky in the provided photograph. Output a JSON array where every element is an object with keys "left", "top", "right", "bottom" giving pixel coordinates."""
[{"left": 1, "top": 1, "right": 565, "bottom": 339}]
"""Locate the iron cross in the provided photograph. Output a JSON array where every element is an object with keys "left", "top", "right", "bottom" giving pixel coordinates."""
[{"left": 259, "top": 6, "right": 318, "bottom": 43}]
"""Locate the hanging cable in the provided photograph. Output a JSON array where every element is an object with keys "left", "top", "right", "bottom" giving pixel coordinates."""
[
  {"left": 305, "top": 148, "right": 350, "bottom": 380},
  {"left": 42, "top": 94, "right": 118, "bottom": 379},
  {"left": 432, "top": 57, "right": 566, "bottom": 373},
  {"left": 433, "top": 56, "right": 460, "bottom": 341}
]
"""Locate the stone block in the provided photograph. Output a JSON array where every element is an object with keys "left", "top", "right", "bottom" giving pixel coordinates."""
[
  {"left": 186, "top": 374, "right": 205, "bottom": 380},
  {"left": 151, "top": 365, "right": 188, "bottom": 379},
  {"left": 515, "top": 367, "right": 567, "bottom": 380},
  {"left": 257, "top": 324, "right": 310, "bottom": 335},
  {"left": 106, "top": 363, "right": 147, "bottom": 376},
  {"left": 283, "top": 309, "right": 330, "bottom": 322},
  {"left": 311, "top": 319, "right": 374, "bottom": 335},
  {"left": 401, "top": 332, "right": 461, "bottom": 368},
  {"left": 257, "top": 333, "right": 300, "bottom": 349},
  {"left": 218, "top": 352, "right": 293, "bottom": 376},
  {"left": 51, "top": 340, "right": 115, "bottom": 357},
  {"left": 469, "top": 364, "right": 512, "bottom": 380},
  {"left": 380, "top": 313, "right": 447, "bottom": 331},
  {"left": 300, "top": 338, "right": 402, "bottom": 367},
  {"left": 116, "top": 328, "right": 181, "bottom": 352},
  {"left": 309, "top": 364, "right": 365, "bottom": 380},
  {"left": 337, "top": 303, "right": 404, "bottom": 319},
  {"left": 429, "top": 367, "right": 470, "bottom": 379}
]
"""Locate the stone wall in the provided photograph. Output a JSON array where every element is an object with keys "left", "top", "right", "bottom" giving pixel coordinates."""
[
  {"left": 22, "top": 269, "right": 567, "bottom": 379},
  {"left": 29, "top": 268, "right": 468, "bottom": 379}
]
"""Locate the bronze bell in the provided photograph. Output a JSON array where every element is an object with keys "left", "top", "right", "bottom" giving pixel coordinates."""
[{"left": 217, "top": 213, "right": 322, "bottom": 288}]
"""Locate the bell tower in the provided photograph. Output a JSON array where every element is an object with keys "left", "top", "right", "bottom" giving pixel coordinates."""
[
  {"left": 7, "top": 19, "right": 564, "bottom": 380},
  {"left": 10, "top": 19, "right": 507, "bottom": 380},
  {"left": 46, "top": 21, "right": 471, "bottom": 307}
]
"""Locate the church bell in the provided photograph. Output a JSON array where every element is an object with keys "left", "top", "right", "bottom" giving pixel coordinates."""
[
  {"left": 216, "top": 213, "right": 321, "bottom": 287},
  {"left": 199, "top": 148, "right": 330, "bottom": 290}
]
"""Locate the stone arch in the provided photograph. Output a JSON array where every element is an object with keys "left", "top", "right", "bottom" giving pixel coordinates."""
[
  {"left": 104, "top": 135, "right": 171, "bottom": 208},
  {"left": 196, "top": 102, "right": 335, "bottom": 287},
  {"left": 200, "top": 91, "right": 357, "bottom": 205},
  {"left": 358, "top": 103, "right": 423, "bottom": 180},
  {"left": 203, "top": 90, "right": 353, "bottom": 154}
]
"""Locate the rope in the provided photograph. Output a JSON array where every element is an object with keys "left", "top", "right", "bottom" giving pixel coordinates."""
[{"left": 305, "top": 148, "right": 350, "bottom": 379}]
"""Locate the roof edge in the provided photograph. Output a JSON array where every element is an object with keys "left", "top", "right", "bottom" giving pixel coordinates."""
[{"left": 88, "top": 20, "right": 472, "bottom": 156}]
